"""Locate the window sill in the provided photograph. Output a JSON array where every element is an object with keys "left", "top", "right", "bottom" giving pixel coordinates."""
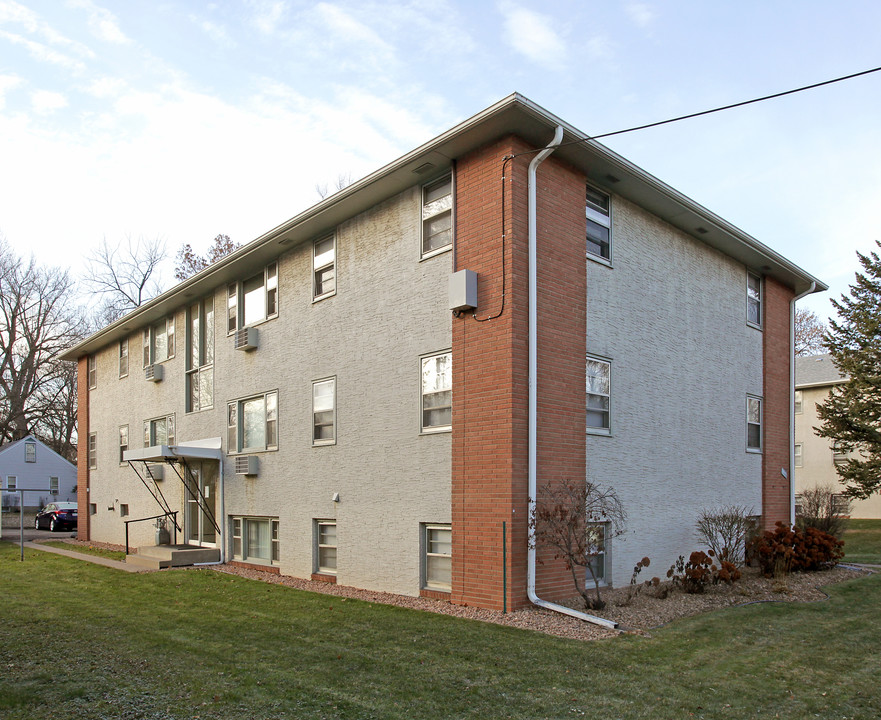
[
  {"left": 228, "top": 447, "right": 278, "bottom": 456},
  {"left": 586, "top": 253, "right": 612, "bottom": 268},
  {"left": 746, "top": 321, "right": 762, "bottom": 331},
  {"left": 746, "top": 448, "right": 762, "bottom": 454},
  {"left": 586, "top": 428, "right": 612, "bottom": 437},
  {"left": 312, "top": 440, "right": 336, "bottom": 448},
  {"left": 420, "top": 244, "right": 452, "bottom": 263},
  {"left": 420, "top": 426, "right": 452, "bottom": 436},
  {"left": 312, "top": 290, "right": 336, "bottom": 304}
]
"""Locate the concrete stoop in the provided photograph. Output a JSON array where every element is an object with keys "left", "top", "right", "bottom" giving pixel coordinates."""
[{"left": 126, "top": 544, "right": 220, "bottom": 570}]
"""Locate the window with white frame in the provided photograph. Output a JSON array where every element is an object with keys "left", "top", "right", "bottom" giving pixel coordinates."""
[
  {"left": 143, "top": 316, "right": 175, "bottom": 367},
  {"left": 227, "top": 263, "right": 278, "bottom": 333},
  {"left": 832, "top": 440, "right": 848, "bottom": 464},
  {"left": 315, "top": 520, "right": 337, "bottom": 574},
  {"left": 586, "top": 185, "right": 611, "bottom": 261},
  {"left": 794, "top": 442, "right": 803, "bottom": 468},
  {"left": 421, "top": 352, "right": 452, "bottom": 432},
  {"left": 312, "top": 378, "right": 335, "bottom": 445},
  {"left": 119, "top": 338, "right": 129, "bottom": 378},
  {"left": 421, "top": 176, "right": 452, "bottom": 257},
  {"left": 88, "top": 355, "right": 97, "bottom": 389},
  {"left": 747, "top": 272, "right": 762, "bottom": 327},
  {"left": 227, "top": 391, "right": 278, "bottom": 453},
  {"left": 794, "top": 389, "right": 803, "bottom": 414},
  {"left": 144, "top": 415, "right": 175, "bottom": 447},
  {"left": 586, "top": 356, "right": 611, "bottom": 432},
  {"left": 231, "top": 517, "right": 279, "bottom": 565},
  {"left": 25, "top": 441, "right": 36, "bottom": 463},
  {"left": 50, "top": 477, "right": 59, "bottom": 495},
  {"left": 88, "top": 432, "right": 97, "bottom": 469},
  {"left": 6, "top": 476, "right": 16, "bottom": 490},
  {"left": 186, "top": 296, "right": 215, "bottom": 412},
  {"left": 119, "top": 426, "right": 129, "bottom": 465},
  {"left": 832, "top": 494, "right": 850, "bottom": 516},
  {"left": 794, "top": 493, "right": 804, "bottom": 516},
  {"left": 747, "top": 395, "right": 762, "bottom": 451},
  {"left": 423, "top": 524, "right": 451, "bottom": 591},
  {"left": 313, "top": 234, "right": 336, "bottom": 301},
  {"left": 586, "top": 522, "right": 608, "bottom": 585}
]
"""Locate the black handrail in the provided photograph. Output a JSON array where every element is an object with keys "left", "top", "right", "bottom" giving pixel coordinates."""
[{"left": 124, "top": 512, "right": 178, "bottom": 555}]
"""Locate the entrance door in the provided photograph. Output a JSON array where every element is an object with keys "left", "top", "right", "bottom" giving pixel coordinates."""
[{"left": 185, "top": 462, "right": 217, "bottom": 546}]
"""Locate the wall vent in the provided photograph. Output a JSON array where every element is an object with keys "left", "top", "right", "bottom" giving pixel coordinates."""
[
  {"left": 235, "top": 455, "right": 258, "bottom": 476},
  {"left": 235, "top": 327, "right": 258, "bottom": 351},
  {"left": 145, "top": 364, "right": 163, "bottom": 382}
]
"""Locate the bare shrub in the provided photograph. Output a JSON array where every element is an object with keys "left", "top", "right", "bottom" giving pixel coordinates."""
[
  {"left": 695, "top": 504, "right": 755, "bottom": 564},
  {"left": 796, "top": 485, "right": 851, "bottom": 539}
]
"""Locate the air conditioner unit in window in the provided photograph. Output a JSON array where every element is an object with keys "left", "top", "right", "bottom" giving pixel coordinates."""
[
  {"left": 235, "top": 327, "right": 258, "bottom": 351},
  {"left": 146, "top": 463, "right": 164, "bottom": 480},
  {"left": 235, "top": 455, "right": 258, "bottom": 476},
  {"left": 145, "top": 364, "right": 163, "bottom": 382}
]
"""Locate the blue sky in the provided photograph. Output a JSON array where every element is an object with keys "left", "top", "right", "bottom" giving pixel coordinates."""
[{"left": 1, "top": 1, "right": 879, "bottom": 321}]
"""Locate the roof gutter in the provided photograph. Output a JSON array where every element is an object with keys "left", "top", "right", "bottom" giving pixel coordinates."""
[{"left": 526, "top": 125, "right": 618, "bottom": 631}]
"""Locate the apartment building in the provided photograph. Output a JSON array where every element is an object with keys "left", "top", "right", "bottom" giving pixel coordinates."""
[{"left": 61, "top": 94, "right": 825, "bottom": 611}]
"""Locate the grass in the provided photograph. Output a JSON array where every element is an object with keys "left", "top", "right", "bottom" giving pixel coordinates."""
[
  {"left": 41, "top": 541, "right": 127, "bottom": 562},
  {"left": 843, "top": 519, "right": 881, "bottom": 564},
  {"left": 1, "top": 541, "right": 880, "bottom": 720}
]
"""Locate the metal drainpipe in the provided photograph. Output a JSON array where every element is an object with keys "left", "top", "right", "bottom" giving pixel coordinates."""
[
  {"left": 526, "top": 125, "right": 618, "bottom": 631},
  {"left": 789, "top": 281, "right": 816, "bottom": 526}
]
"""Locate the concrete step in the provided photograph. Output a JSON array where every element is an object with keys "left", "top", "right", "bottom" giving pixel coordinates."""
[{"left": 126, "top": 544, "right": 220, "bottom": 569}]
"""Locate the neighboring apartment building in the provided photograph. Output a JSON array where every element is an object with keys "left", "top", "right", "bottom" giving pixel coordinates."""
[
  {"left": 61, "top": 94, "right": 825, "bottom": 611},
  {"left": 794, "top": 353, "right": 881, "bottom": 519},
  {"left": 0, "top": 435, "right": 77, "bottom": 512}
]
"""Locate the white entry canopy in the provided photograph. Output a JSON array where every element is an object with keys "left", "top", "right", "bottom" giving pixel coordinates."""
[{"left": 124, "top": 438, "right": 223, "bottom": 463}]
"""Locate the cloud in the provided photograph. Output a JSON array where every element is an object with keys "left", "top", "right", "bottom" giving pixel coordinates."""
[
  {"left": 85, "top": 76, "right": 126, "bottom": 98},
  {"left": 68, "top": 0, "right": 130, "bottom": 45},
  {"left": 247, "top": 0, "right": 287, "bottom": 35},
  {"left": 31, "top": 89, "right": 67, "bottom": 114},
  {"left": 497, "top": 1, "right": 566, "bottom": 70},
  {"left": 626, "top": 3, "right": 655, "bottom": 29},
  {"left": 309, "top": 3, "right": 395, "bottom": 71},
  {"left": 0, "top": 73, "right": 22, "bottom": 109},
  {"left": 0, "top": 29, "right": 88, "bottom": 72},
  {"left": 194, "top": 17, "right": 235, "bottom": 48}
]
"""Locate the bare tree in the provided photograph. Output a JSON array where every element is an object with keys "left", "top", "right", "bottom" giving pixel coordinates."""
[
  {"left": 795, "top": 307, "right": 827, "bottom": 356},
  {"left": 530, "top": 479, "right": 626, "bottom": 610},
  {"left": 174, "top": 234, "right": 241, "bottom": 281},
  {"left": 0, "top": 239, "right": 82, "bottom": 451},
  {"left": 315, "top": 172, "right": 353, "bottom": 200},
  {"left": 31, "top": 359, "right": 79, "bottom": 462},
  {"left": 83, "top": 235, "right": 167, "bottom": 323}
]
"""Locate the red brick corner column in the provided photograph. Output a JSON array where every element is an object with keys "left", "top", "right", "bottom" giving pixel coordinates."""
[
  {"left": 762, "top": 277, "right": 795, "bottom": 530},
  {"left": 76, "top": 356, "right": 90, "bottom": 541}
]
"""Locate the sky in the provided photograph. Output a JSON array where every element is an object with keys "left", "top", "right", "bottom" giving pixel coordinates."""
[{"left": 1, "top": 1, "right": 879, "bottom": 323}]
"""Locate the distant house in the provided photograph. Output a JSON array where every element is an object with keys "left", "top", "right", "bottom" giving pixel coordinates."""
[
  {"left": 61, "top": 94, "right": 824, "bottom": 612},
  {"left": 794, "top": 353, "right": 881, "bottom": 519},
  {"left": 0, "top": 435, "right": 77, "bottom": 512}
]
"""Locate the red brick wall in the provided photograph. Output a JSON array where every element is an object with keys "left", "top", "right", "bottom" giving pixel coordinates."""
[
  {"left": 76, "top": 356, "right": 90, "bottom": 541},
  {"left": 762, "top": 277, "right": 795, "bottom": 529},
  {"left": 451, "top": 134, "right": 587, "bottom": 610}
]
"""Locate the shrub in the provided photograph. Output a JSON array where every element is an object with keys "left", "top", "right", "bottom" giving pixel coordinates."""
[
  {"left": 618, "top": 557, "right": 651, "bottom": 606},
  {"left": 796, "top": 485, "right": 851, "bottom": 539},
  {"left": 666, "top": 551, "right": 743, "bottom": 594},
  {"left": 695, "top": 504, "right": 755, "bottom": 564},
  {"left": 749, "top": 521, "right": 844, "bottom": 577}
]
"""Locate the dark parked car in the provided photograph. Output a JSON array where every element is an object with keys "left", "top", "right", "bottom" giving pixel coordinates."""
[{"left": 35, "top": 502, "right": 78, "bottom": 532}]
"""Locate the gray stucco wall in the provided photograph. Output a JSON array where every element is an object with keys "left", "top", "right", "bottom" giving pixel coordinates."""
[{"left": 586, "top": 195, "right": 764, "bottom": 586}]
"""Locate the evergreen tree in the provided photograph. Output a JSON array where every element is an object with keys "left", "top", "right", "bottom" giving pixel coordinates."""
[{"left": 816, "top": 240, "right": 881, "bottom": 499}]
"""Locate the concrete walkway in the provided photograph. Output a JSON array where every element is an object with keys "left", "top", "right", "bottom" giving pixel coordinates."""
[{"left": 19, "top": 541, "right": 152, "bottom": 573}]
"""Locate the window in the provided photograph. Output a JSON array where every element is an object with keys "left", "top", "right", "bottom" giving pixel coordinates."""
[
  {"left": 231, "top": 517, "right": 279, "bottom": 565},
  {"left": 144, "top": 415, "right": 175, "bottom": 447},
  {"left": 6, "top": 476, "right": 16, "bottom": 490},
  {"left": 747, "top": 395, "right": 762, "bottom": 452},
  {"left": 421, "top": 352, "right": 452, "bottom": 432},
  {"left": 586, "top": 522, "right": 608, "bottom": 585},
  {"left": 794, "top": 389, "right": 803, "bottom": 414},
  {"left": 794, "top": 443, "right": 803, "bottom": 468},
  {"left": 88, "top": 355, "right": 97, "bottom": 389},
  {"left": 832, "top": 494, "right": 850, "bottom": 516},
  {"left": 421, "top": 176, "right": 452, "bottom": 257},
  {"left": 88, "top": 432, "right": 97, "bottom": 469},
  {"left": 120, "top": 503, "right": 129, "bottom": 517},
  {"left": 143, "top": 316, "right": 175, "bottom": 366},
  {"left": 586, "top": 185, "right": 611, "bottom": 261},
  {"left": 49, "top": 477, "right": 59, "bottom": 495},
  {"left": 186, "top": 296, "right": 215, "bottom": 412},
  {"left": 312, "top": 378, "right": 335, "bottom": 445},
  {"left": 794, "top": 494, "right": 804, "bottom": 517},
  {"left": 119, "top": 339, "right": 129, "bottom": 378},
  {"left": 315, "top": 521, "right": 337, "bottom": 574},
  {"left": 832, "top": 440, "right": 848, "bottom": 464},
  {"left": 227, "top": 263, "right": 278, "bottom": 333},
  {"left": 313, "top": 234, "right": 336, "bottom": 300},
  {"left": 119, "top": 426, "right": 129, "bottom": 465},
  {"left": 25, "top": 441, "right": 36, "bottom": 462},
  {"left": 586, "top": 356, "right": 611, "bottom": 433},
  {"left": 747, "top": 272, "right": 762, "bottom": 327},
  {"left": 227, "top": 392, "right": 278, "bottom": 453},
  {"left": 423, "top": 524, "right": 451, "bottom": 591},
  {"left": 89, "top": 503, "right": 96, "bottom": 515}
]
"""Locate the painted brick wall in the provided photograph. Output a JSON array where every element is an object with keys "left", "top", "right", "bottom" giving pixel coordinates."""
[
  {"left": 762, "top": 276, "right": 795, "bottom": 529},
  {"left": 76, "top": 356, "right": 90, "bottom": 541},
  {"left": 452, "top": 135, "right": 587, "bottom": 610}
]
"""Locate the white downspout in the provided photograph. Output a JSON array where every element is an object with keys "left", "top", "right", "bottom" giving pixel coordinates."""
[
  {"left": 526, "top": 125, "right": 618, "bottom": 631},
  {"left": 789, "top": 281, "right": 816, "bottom": 526}
]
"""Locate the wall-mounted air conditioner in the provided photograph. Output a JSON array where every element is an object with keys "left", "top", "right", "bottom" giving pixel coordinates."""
[
  {"left": 146, "top": 463, "right": 164, "bottom": 480},
  {"left": 235, "top": 455, "right": 258, "bottom": 476},
  {"left": 235, "top": 327, "right": 258, "bottom": 351},
  {"left": 145, "top": 364, "right": 163, "bottom": 382}
]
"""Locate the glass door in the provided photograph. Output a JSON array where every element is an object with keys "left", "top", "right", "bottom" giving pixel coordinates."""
[{"left": 185, "top": 462, "right": 217, "bottom": 546}]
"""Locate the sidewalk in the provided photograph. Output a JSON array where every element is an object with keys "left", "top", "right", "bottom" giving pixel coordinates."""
[{"left": 17, "top": 541, "right": 151, "bottom": 573}]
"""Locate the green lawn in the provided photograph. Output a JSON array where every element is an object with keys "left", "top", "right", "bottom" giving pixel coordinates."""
[
  {"left": 41, "top": 541, "right": 128, "bottom": 562},
  {"left": 843, "top": 519, "right": 881, "bottom": 564},
  {"left": 1, "top": 541, "right": 879, "bottom": 720}
]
